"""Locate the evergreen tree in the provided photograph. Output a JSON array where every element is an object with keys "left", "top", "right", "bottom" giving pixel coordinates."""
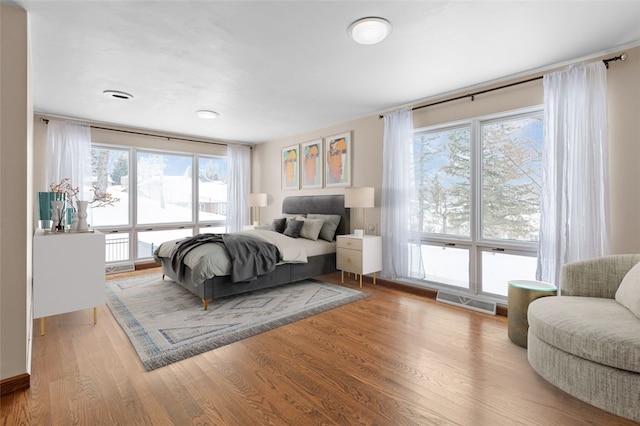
[
  {"left": 413, "top": 117, "right": 541, "bottom": 241},
  {"left": 480, "top": 120, "right": 541, "bottom": 240},
  {"left": 110, "top": 155, "right": 128, "bottom": 185}
]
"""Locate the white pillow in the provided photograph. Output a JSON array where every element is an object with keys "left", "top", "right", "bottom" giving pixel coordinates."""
[
  {"left": 295, "top": 216, "right": 324, "bottom": 241},
  {"left": 307, "top": 213, "right": 341, "bottom": 241},
  {"left": 615, "top": 261, "right": 640, "bottom": 319}
]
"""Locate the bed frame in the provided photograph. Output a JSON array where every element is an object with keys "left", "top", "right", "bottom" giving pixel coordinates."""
[{"left": 160, "top": 194, "right": 350, "bottom": 309}]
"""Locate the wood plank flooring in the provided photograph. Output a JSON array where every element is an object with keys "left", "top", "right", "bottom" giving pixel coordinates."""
[{"left": 1, "top": 269, "right": 636, "bottom": 425}]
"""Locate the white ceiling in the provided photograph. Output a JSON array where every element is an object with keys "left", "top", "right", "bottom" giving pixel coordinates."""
[{"left": 13, "top": 1, "right": 640, "bottom": 144}]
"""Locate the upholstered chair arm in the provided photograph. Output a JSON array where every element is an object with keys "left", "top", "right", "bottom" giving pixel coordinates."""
[{"left": 560, "top": 254, "right": 640, "bottom": 298}]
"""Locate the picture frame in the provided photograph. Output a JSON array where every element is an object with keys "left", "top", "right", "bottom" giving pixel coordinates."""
[
  {"left": 324, "top": 131, "right": 351, "bottom": 187},
  {"left": 300, "top": 139, "right": 323, "bottom": 189},
  {"left": 281, "top": 144, "right": 300, "bottom": 190}
]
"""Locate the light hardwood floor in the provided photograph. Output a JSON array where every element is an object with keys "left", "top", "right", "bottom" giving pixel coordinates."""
[{"left": 2, "top": 269, "right": 636, "bottom": 425}]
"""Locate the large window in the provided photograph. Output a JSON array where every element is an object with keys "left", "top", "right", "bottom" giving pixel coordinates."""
[
  {"left": 91, "top": 147, "right": 129, "bottom": 227},
  {"left": 137, "top": 152, "right": 193, "bottom": 225},
  {"left": 198, "top": 156, "right": 228, "bottom": 223},
  {"left": 91, "top": 145, "right": 227, "bottom": 264},
  {"left": 410, "top": 108, "right": 543, "bottom": 298}
]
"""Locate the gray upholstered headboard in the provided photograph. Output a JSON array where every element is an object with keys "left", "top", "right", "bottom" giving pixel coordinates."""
[{"left": 282, "top": 195, "right": 350, "bottom": 238}]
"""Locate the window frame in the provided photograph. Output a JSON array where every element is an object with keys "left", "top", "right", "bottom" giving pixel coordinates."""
[
  {"left": 91, "top": 143, "right": 228, "bottom": 263},
  {"left": 410, "top": 106, "right": 543, "bottom": 299}
]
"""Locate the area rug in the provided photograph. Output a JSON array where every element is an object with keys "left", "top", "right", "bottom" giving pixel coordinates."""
[{"left": 105, "top": 274, "right": 368, "bottom": 370}]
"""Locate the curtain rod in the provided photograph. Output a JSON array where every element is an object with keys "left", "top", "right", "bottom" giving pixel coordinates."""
[
  {"left": 380, "top": 52, "right": 628, "bottom": 118},
  {"left": 39, "top": 117, "right": 246, "bottom": 148}
]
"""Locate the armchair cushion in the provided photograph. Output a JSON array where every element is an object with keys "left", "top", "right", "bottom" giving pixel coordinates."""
[
  {"left": 615, "top": 261, "right": 640, "bottom": 319},
  {"left": 561, "top": 254, "right": 640, "bottom": 298},
  {"left": 528, "top": 296, "right": 640, "bottom": 373}
]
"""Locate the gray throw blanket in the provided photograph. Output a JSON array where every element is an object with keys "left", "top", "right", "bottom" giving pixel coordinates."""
[{"left": 170, "top": 233, "right": 281, "bottom": 283}]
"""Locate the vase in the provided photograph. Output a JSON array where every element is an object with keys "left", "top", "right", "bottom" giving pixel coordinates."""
[
  {"left": 38, "top": 191, "right": 65, "bottom": 230},
  {"left": 66, "top": 207, "right": 76, "bottom": 229},
  {"left": 37, "top": 192, "right": 53, "bottom": 230},
  {"left": 50, "top": 200, "right": 66, "bottom": 232},
  {"left": 76, "top": 200, "right": 90, "bottom": 231}
]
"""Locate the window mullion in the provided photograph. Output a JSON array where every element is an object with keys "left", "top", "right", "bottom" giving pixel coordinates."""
[{"left": 469, "top": 119, "right": 481, "bottom": 294}]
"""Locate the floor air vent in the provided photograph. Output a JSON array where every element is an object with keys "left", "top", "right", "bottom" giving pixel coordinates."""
[
  {"left": 106, "top": 263, "right": 135, "bottom": 275},
  {"left": 436, "top": 291, "right": 497, "bottom": 315}
]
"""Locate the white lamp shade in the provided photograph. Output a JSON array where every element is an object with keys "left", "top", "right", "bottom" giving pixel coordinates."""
[
  {"left": 247, "top": 193, "right": 268, "bottom": 207},
  {"left": 344, "top": 187, "right": 374, "bottom": 208}
]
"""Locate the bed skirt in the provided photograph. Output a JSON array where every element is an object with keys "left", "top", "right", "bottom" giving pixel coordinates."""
[{"left": 160, "top": 253, "right": 337, "bottom": 305}]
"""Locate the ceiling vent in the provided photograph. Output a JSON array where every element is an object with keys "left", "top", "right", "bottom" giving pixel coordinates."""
[{"left": 103, "top": 90, "right": 133, "bottom": 100}]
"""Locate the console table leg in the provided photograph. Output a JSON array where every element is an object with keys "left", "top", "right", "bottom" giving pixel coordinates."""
[
  {"left": 40, "top": 318, "right": 45, "bottom": 336},
  {"left": 93, "top": 307, "right": 97, "bottom": 324}
]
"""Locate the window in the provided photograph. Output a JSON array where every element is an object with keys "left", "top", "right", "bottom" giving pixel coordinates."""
[
  {"left": 91, "top": 144, "right": 228, "bottom": 263},
  {"left": 410, "top": 108, "right": 543, "bottom": 298},
  {"left": 91, "top": 147, "right": 129, "bottom": 227},
  {"left": 198, "top": 156, "right": 228, "bottom": 225},
  {"left": 137, "top": 152, "right": 193, "bottom": 225}
]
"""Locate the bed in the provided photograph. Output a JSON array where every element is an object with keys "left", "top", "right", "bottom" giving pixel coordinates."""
[{"left": 154, "top": 194, "right": 350, "bottom": 309}]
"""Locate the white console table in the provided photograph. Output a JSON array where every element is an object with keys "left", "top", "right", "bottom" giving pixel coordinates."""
[{"left": 33, "top": 229, "right": 105, "bottom": 335}]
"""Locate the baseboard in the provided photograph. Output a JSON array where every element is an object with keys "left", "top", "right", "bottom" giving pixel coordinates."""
[
  {"left": 374, "top": 276, "right": 438, "bottom": 299},
  {"left": 0, "top": 373, "right": 30, "bottom": 396},
  {"left": 135, "top": 261, "right": 161, "bottom": 271},
  {"left": 369, "top": 275, "right": 508, "bottom": 317}
]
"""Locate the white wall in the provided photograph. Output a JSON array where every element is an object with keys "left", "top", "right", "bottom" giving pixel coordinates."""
[
  {"left": 0, "top": 3, "right": 32, "bottom": 382},
  {"left": 253, "top": 116, "right": 384, "bottom": 232},
  {"left": 254, "top": 44, "right": 640, "bottom": 255},
  {"left": 607, "top": 45, "right": 640, "bottom": 254}
]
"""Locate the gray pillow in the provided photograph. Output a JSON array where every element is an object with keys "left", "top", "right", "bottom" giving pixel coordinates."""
[
  {"left": 281, "top": 213, "right": 305, "bottom": 227},
  {"left": 295, "top": 216, "right": 324, "bottom": 241},
  {"left": 307, "top": 213, "right": 341, "bottom": 241},
  {"left": 283, "top": 219, "right": 304, "bottom": 238},
  {"left": 615, "top": 261, "right": 640, "bottom": 319},
  {"left": 269, "top": 218, "right": 286, "bottom": 233}
]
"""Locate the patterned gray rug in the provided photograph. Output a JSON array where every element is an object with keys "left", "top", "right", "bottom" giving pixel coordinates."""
[{"left": 106, "top": 274, "right": 368, "bottom": 371}]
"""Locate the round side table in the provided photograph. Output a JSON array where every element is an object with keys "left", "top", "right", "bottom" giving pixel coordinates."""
[{"left": 508, "top": 280, "right": 557, "bottom": 348}]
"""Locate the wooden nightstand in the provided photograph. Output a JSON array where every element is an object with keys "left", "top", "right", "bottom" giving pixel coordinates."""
[{"left": 336, "top": 234, "right": 382, "bottom": 288}]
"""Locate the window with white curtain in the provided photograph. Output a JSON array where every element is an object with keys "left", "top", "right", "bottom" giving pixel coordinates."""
[
  {"left": 409, "top": 107, "right": 543, "bottom": 298},
  {"left": 91, "top": 143, "right": 227, "bottom": 263}
]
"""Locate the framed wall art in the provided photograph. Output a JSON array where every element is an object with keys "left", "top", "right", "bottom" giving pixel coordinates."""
[
  {"left": 300, "top": 139, "right": 323, "bottom": 189},
  {"left": 281, "top": 144, "right": 299, "bottom": 190},
  {"left": 324, "top": 131, "right": 351, "bottom": 187}
]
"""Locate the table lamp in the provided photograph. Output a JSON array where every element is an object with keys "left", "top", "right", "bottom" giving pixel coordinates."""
[
  {"left": 344, "top": 187, "right": 374, "bottom": 236},
  {"left": 247, "top": 193, "right": 268, "bottom": 226}
]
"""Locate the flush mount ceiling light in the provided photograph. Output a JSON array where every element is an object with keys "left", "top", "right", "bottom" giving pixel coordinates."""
[
  {"left": 196, "top": 110, "right": 220, "bottom": 119},
  {"left": 348, "top": 17, "right": 392, "bottom": 45},
  {"left": 102, "top": 90, "right": 133, "bottom": 100}
]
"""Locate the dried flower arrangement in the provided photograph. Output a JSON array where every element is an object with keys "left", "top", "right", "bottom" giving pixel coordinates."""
[
  {"left": 49, "top": 178, "right": 120, "bottom": 208},
  {"left": 89, "top": 185, "right": 120, "bottom": 208},
  {"left": 49, "top": 177, "right": 78, "bottom": 208}
]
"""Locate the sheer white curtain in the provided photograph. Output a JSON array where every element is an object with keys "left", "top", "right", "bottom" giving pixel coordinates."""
[
  {"left": 46, "top": 120, "right": 92, "bottom": 200},
  {"left": 381, "top": 108, "right": 414, "bottom": 279},
  {"left": 537, "top": 61, "right": 610, "bottom": 288},
  {"left": 226, "top": 144, "right": 251, "bottom": 233}
]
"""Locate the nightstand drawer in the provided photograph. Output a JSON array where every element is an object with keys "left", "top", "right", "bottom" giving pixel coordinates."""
[
  {"left": 337, "top": 237, "right": 363, "bottom": 251},
  {"left": 337, "top": 249, "right": 363, "bottom": 273}
]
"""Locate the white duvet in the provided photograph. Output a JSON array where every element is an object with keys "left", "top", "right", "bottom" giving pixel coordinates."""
[{"left": 154, "top": 229, "right": 336, "bottom": 285}]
